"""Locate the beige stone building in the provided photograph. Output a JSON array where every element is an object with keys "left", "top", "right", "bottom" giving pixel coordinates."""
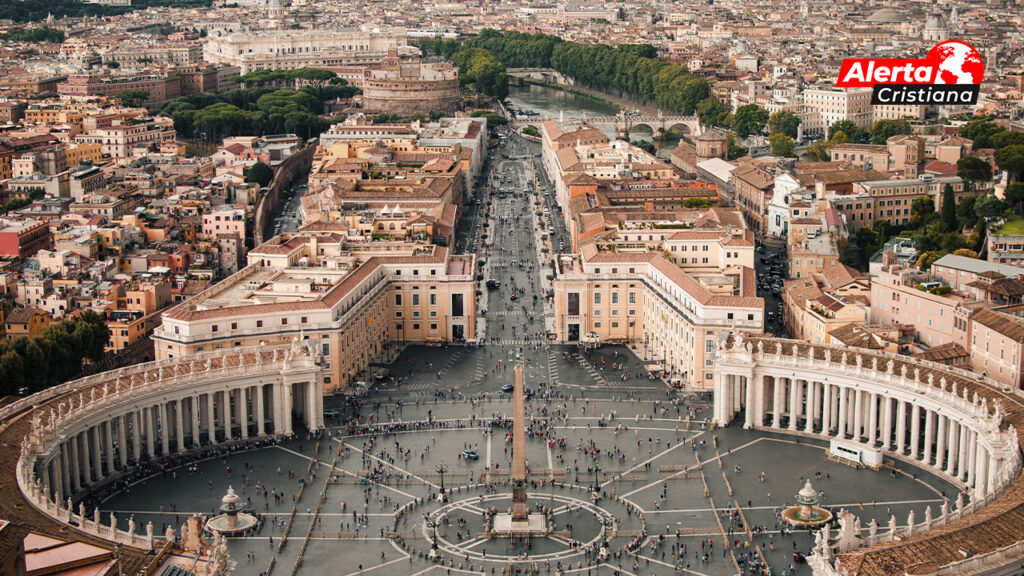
[
  {"left": 970, "top": 308, "right": 1024, "bottom": 389},
  {"left": 203, "top": 28, "right": 408, "bottom": 74},
  {"left": 552, "top": 247, "right": 763, "bottom": 387},
  {"left": 153, "top": 233, "right": 476, "bottom": 393}
]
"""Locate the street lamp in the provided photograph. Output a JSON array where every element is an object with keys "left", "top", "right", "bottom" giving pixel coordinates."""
[
  {"left": 427, "top": 515, "right": 441, "bottom": 561},
  {"left": 436, "top": 462, "right": 449, "bottom": 502}
]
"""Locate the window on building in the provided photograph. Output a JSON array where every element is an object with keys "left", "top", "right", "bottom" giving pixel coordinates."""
[{"left": 567, "top": 293, "right": 580, "bottom": 316}]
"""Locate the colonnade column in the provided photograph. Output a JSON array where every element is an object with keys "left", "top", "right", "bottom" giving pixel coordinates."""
[
  {"left": 804, "top": 381, "right": 816, "bottom": 434},
  {"left": 788, "top": 379, "right": 800, "bottom": 431},
  {"left": 175, "top": 399, "right": 185, "bottom": 452},
  {"left": 946, "top": 420, "right": 959, "bottom": 476},
  {"left": 222, "top": 390, "right": 232, "bottom": 441},
  {"left": 144, "top": 406, "right": 155, "bottom": 458},
  {"left": 934, "top": 415, "right": 947, "bottom": 470},
  {"left": 966, "top": 429, "right": 978, "bottom": 486},
  {"left": 923, "top": 410, "right": 935, "bottom": 464},
  {"left": 867, "top": 393, "right": 878, "bottom": 445},
  {"left": 910, "top": 404, "right": 921, "bottom": 459},
  {"left": 69, "top": 435, "right": 80, "bottom": 493},
  {"left": 975, "top": 448, "right": 989, "bottom": 496},
  {"left": 53, "top": 453, "right": 65, "bottom": 501},
  {"left": 60, "top": 444, "right": 71, "bottom": 498},
  {"left": 91, "top": 425, "right": 102, "bottom": 480},
  {"left": 853, "top": 389, "right": 864, "bottom": 441},
  {"left": 303, "top": 379, "right": 319, "bottom": 428},
  {"left": 207, "top": 393, "right": 217, "bottom": 444},
  {"left": 957, "top": 424, "right": 969, "bottom": 481},
  {"left": 882, "top": 396, "right": 893, "bottom": 450},
  {"left": 256, "top": 384, "right": 266, "bottom": 437},
  {"left": 773, "top": 377, "right": 784, "bottom": 428},
  {"left": 821, "top": 383, "right": 832, "bottom": 435},
  {"left": 240, "top": 387, "right": 249, "bottom": 439},
  {"left": 159, "top": 402, "right": 169, "bottom": 455},
  {"left": 838, "top": 386, "right": 849, "bottom": 438},
  {"left": 191, "top": 395, "right": 201, "bottom": 447},
  {"left": 896, "top": 401, "right": 908, "bottom": 453},
  {"left": 104, "top": 421, "right": 114, "bottom": 474},
  {"left": 80, "top": 430, "right": 91, "bottom": 484},
  {"left": 118, "top": 414, "right": 128, "bottom": 468},
  {"left": 744, "top": 375, "right": 755, "bottom": 428}
]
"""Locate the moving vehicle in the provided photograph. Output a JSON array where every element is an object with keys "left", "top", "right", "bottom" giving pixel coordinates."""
[
  {"left": 486, "top": 279, "right": 500, "bottom": 289},
  {"left": 462, "top": 449, "right": 479, "bottom": 460}
]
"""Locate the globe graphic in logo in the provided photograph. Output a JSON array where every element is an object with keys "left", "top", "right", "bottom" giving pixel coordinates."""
[{"left": 927, "top": 40, "right": 984, "bottom": 85}]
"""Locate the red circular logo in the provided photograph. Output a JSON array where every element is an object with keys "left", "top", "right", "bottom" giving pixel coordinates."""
[{"left": 927, "top": 40, "right": 984, "bottom": 85}]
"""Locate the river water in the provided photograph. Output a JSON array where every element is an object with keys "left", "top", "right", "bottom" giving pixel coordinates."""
[{"left": 506, "top": 83, "right": 677, "bottom": 156}]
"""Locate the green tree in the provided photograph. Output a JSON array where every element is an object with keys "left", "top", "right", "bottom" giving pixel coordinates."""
[
  {"left": 769, "top": 133, "right": 796, "bottom": 157},
  {"left": 112, "top": 90, "right": 149, "bottom": 107},
  {"left": 911, "top": 195, "right": 935, "bottom": 224},
  {"left": 522, "top": 125, "right": 541, "bottom": 137},
  {"left": 991, "top": 131, "right": 1024, "bottom": 150},
  {"left": 731, "top": 104, "right": 769, "bottom": 138},
  {"left": 941, "top": 183, "right": 957, "bottom": 231},
  {"left": 696, "top": 97, "right": 729, "bottom": 128},
  {"left": 246, "top": 161, "right": 274, "bottom": 187},
  {"left": 959, "top": 117, "right": 1001, "bottom": 148},
  {"left": 1006, "top": 183, "right": 1024, "bottom": 216},
  {"left": 0, "top": 27, "right": 65, "bottom": 42},
  {"left": 915, "top": 250, "right": 943, "bottom": 270},
  {"left": 975, "top": 194, "right": 1007, "bottom": 220},
  {"left": 995, "top": 145, "right": 1024, "bottom": 183},
  {"left": 683, "top": 198, "right": 712, "bottom": 209},
  {"left": 829, "top": 120, "right": 867, "bottom": 143},
  {"left": 104, "top": 60, "right": 120, "bottom": 68},
  {"left": 768, "top": 111, "right": 801, "bottom": 139},
  {"left": 870, "top": 118, "right": 913, "bottom": 144},
  {"left": 957, "top": 156, "right": 992, "bottom": 187},
  {"left": 956, "top": 195, "right": 978, "bottom": 229}
]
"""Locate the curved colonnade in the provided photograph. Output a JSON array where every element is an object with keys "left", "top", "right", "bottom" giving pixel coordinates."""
[
  {"left": 715, "top": 334, "right": 1024, "bottom": 576},
  {"left": 6, "top": 342, "right": 322, "bottom": 559}
]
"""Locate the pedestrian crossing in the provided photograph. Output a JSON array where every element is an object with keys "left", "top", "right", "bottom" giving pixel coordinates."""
[
  {"left": 437, "top": 350, "right": 462, "bottom": 377},
  {"left": 488, "top": 339, "right": 545, "bottom": 346},
  {"left": 547, "top": 349, "right": 560, "bottom": 385},
  {"left": 574, "top": 353, "right": 610, "bottom": 386},
  {"left": 471, "top": 354, "right": 486, "bottom": 384}
]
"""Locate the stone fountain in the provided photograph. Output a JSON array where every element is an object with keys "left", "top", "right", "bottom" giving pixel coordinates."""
[
  {"left": 205, "top": 486, "right": 259, "bottom": 536},
  {"left": 781, "top": 480, "right": 833, "bottom": 528}
]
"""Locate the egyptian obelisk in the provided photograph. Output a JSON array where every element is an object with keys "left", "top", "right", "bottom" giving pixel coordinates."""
[{"left": 511, "top": 364, "right": 528, "bottom": 521}]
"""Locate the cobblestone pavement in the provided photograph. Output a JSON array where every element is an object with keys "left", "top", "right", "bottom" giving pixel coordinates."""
[{"left": 98, "top": 135, "right": 957, "bottom": 576}]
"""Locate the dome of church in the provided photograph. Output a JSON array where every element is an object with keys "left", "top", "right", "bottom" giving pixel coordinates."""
[{"left": 866, "top": 8, "right": 902, "bottom": 23}]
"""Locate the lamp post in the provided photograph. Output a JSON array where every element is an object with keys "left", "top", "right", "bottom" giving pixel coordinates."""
[
  {"left": 427, "top": 515, "right": 441, "bottom": 561},
  {"left": 437, "top": 462, "right": 448, "bottom": 502}
]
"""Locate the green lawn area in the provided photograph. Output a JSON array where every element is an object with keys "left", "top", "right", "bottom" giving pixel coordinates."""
[{"left": 997, "top": 216, "right": 1024, "bottom": 235}]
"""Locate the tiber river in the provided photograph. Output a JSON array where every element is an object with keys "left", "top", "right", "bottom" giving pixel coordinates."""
[{"left": 505, "top": 83, "right": 679, "bottom": 156}]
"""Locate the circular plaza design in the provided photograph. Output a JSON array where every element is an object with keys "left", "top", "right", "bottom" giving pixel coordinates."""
[{"left": 7, "top": 336, "right": 1002, "bottom": 576}]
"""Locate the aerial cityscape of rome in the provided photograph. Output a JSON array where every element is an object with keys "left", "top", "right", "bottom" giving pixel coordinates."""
[{"left": 1, "top": 0, "right": 1024, "bottom": 575}]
